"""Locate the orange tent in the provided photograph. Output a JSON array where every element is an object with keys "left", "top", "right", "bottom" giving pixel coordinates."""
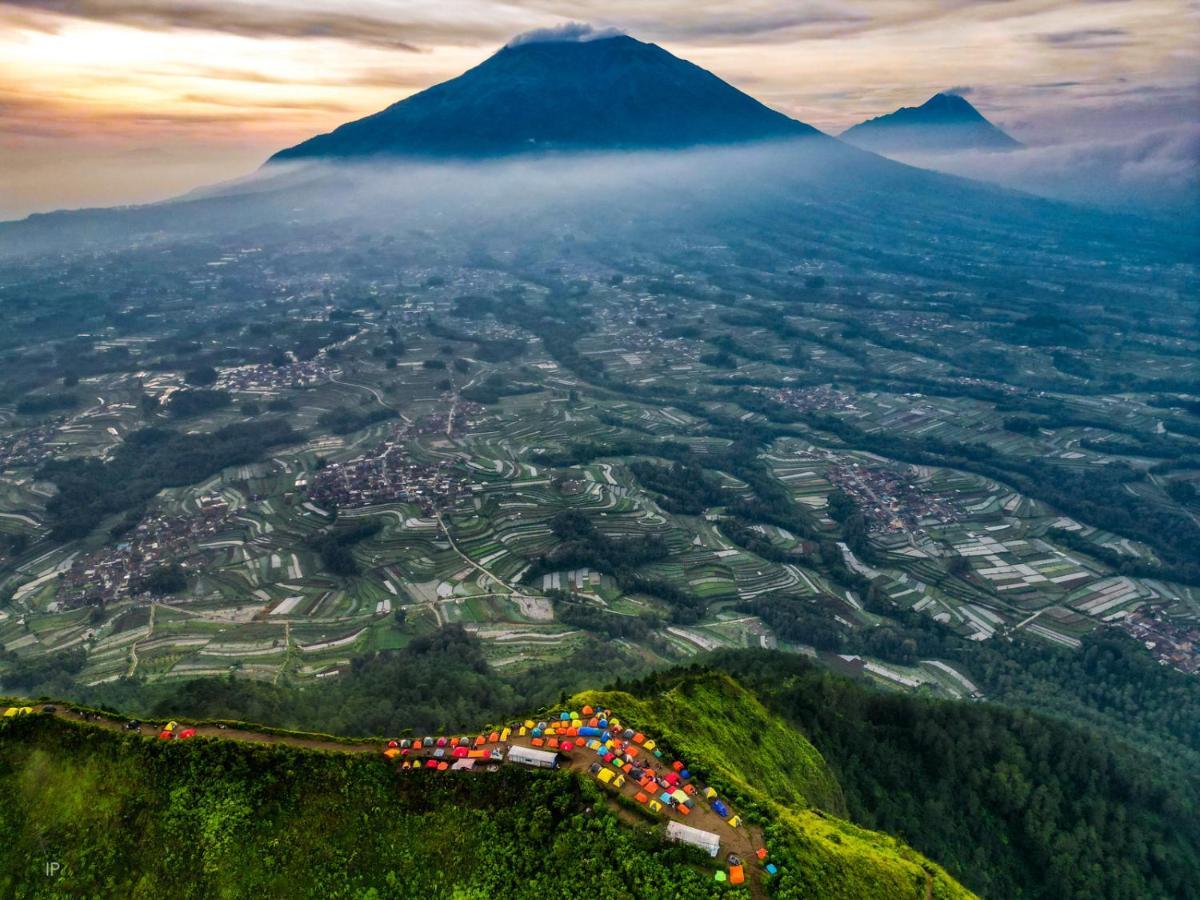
[
  {"left": 677, "top": 804, "right": 691, "bottom": 816},
  {"left": 729, "top": 865, "right": 745, "bottom": 885},
  {"left": 581, "top": 705, "right": 594, "bottom": 715},
  {"left": 437, "top": 762, "right": 449, "bottom": 771},
  {"left": 531, "top": 738, "right": 545, "bottom": 747},
  {"left": 632, "top": 732, "right": 645, "bottom": 744},
  {"left": 756, "top": 848, "right": 768, "bottom": 861},
  {"left": 635, "top": 792, "right": 649, "bottom": 804},
  {"left": 474, "top": 735, "right": 486, "bottom": 746},
  {"left": 489, "top": 731, "right": 500, "bottom": 743}
]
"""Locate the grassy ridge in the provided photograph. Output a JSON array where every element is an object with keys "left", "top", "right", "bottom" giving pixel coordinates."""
[
  {"left": 573, "top": 673, "right": 972, "bottom": 900},
  {"left": 0, "top": 673, "right": 972, "bottom": 899},
  {"left": 1, "top": 715, "right": 727, "bottom": 899}
]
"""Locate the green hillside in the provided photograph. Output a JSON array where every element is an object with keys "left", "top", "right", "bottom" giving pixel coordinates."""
[
  {"left": 0, "top": 673, "right": 970, "bottom": 900},
  {"left": 572, "top": 673, "right": 970, "bottom": 899}
]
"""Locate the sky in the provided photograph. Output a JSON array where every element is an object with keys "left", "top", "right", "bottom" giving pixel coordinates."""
[{"left": 0, "top": 0, "right": 1197, "bottom": 219}]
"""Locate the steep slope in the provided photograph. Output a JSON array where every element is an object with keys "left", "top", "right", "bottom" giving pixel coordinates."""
[
  {"left": 573, "top": 673, "right": 970, "bottom": 899},
  {"left": 0, "top": 676, "right": 972, "bottom": 899},
  {"left": 842, "top": 93, "right": 1021, "bottom": 153},
  {"left": 269, "top": 33, "right": 820, "bottom": 162}
]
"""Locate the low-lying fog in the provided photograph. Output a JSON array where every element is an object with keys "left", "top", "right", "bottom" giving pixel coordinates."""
[{"left": 0, "top": 137, "right": 1189, "bottom": 263}]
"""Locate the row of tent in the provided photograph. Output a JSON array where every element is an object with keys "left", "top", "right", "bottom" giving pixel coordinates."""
[
  {"left": 3, "top": 707, "right": 33, "bottom": 717},
  {"left": 157, "top": 721, "right": 197, "bottom": 741}
]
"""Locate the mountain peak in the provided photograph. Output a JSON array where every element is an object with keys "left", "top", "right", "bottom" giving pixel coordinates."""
[
  {"left": 841, "top": 91, "right": 1021, "bottom": 154},
  {"left": 269, "top": 31, "right": 820, "bottom": 164}
]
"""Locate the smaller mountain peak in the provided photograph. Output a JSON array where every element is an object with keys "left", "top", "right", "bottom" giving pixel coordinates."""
[
  {"left": 841, "top": 91, "right": 1020, "bottom": 153},
  {"left": 919, "top": 92, "right": 985, "bottom": 121}
]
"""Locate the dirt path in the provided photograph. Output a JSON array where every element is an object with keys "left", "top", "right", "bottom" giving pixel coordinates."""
[{"left": 433, "top": 509, "right": 521, "bottom": 595}]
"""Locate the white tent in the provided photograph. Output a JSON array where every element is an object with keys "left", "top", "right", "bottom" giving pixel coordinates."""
[
  {"left": 665, "top": 821, "right": 721, "bottom": 857},
  {"left": 507, "top": 745, "right": 559, "bottom": 769}
]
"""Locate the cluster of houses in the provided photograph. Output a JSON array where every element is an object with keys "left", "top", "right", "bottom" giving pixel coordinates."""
[
  {"left": 0, "top": 419, "right": 61, "bottom": 471},
  {"left": 57, "top": 496, "right": 233, "bottom": 609},
  {"left": 306, "top": 452, "right": 468, "bottom": 514},
  {"left": 767, "top": 385, "right": 854, "bottom": 414},
  {"left": 214, "top": 360, "right": 333, "bottom": 393},
  {"left": 827, "top": 460, "right": 957, "bottom": 535},
  {"left": 1119, "top": 606, "right": 1200, "bottom": 675}
]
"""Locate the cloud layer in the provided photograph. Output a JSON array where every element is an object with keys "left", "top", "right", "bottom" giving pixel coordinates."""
[{"left": 892, "top": 123, "right": 1200, "bottom": 211}]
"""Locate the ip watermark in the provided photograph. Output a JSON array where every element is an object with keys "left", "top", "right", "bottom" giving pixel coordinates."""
[{"left": 44, "top": 861, "right": 62, "bottom": 878}]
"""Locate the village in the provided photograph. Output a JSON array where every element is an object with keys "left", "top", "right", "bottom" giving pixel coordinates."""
[
  {"left": 1117, "top": 606, "right": 1200, "bottom": 675},
  {"left": 53, "top": 494, "right": 233, "bottom": 610},
  {"left": 825, "top": 459, "right": 960, "bottom": 535},
  {"left": 304, "top": 428, "right": 473, "bottom": 514}
]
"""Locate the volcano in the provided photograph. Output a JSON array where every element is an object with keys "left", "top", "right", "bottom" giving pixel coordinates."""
[
  {"left": 841, "top": 92, "right": 1022, "bottom": 154},
  {"left": 269, "top": 31, "right": 822, "bottom": 163}
]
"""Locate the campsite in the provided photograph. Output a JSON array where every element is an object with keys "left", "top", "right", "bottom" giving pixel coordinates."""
[{"left": 382, "top": 703, "right": 767, "bottom": 881}]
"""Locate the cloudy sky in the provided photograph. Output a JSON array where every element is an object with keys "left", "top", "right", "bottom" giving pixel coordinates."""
[{"left": 1, "top": 0, "right": 1196, "bottom": 218}]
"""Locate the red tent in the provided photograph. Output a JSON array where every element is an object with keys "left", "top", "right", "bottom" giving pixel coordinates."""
[{"left": 178, "top": 728, "right": 197, "bottom": 740}]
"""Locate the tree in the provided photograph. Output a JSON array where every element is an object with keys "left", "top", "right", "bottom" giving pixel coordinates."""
[{"left": 185, "top": 365, "right": 219, "bottom": 387}]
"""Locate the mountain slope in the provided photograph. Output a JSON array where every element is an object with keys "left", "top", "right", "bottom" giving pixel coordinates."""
[
  {"left": 269, "top": 33, "right": 821, "bottom": 162},
  {"left": 842, "top": 93, "right": 1021, "bottom": 153},
  {"left": 0, "top": 676, "right": 972, "bottom": 899}
]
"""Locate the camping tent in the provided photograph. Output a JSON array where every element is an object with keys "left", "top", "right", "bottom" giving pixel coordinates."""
[
  {"left": 507, "top": 745, "right": 559, "bottom": 769},
  {"left": 665, "top": 821, "right": 721, "bottom": 858}
]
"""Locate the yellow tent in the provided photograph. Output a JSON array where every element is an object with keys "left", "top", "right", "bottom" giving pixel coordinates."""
[
  {"left": 2, "top": 708, "right": 18, "bottom": 718},
  {"left": 648, "top": 800, "right": 663, "bottom": 813},
  {"left": 704, "top": 787, "right": 717, "bottom": 800},
  {"left": 500, "top": 727, "right": 511, "bottom": 742},
  {"left": 523, "top": 720, "right": 535, "bottom": 730},
  {"left": 728, "top": 815, "right": 742, "bottom": 828},
  {"left": 597, "top": 768, "right": 616, "bottom": 785},
  {"left": 643, "top": 739, "right": 656, "bottom": 751}
]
